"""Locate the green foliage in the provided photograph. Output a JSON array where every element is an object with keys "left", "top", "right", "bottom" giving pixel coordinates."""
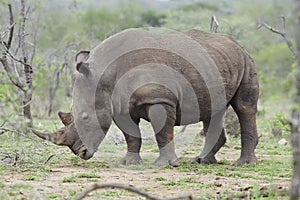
[
  {"left": 271, "top": 112, "right": 290, "bottom": 136},
  {"left": 0, "top": 0, "right": 7, "bottom": 5},
  {"left": 177, "top": 2, "right": 218, "bottom": 12},
  {"left": 81, "top": 3, "right": 166, "bottom": 40},
  {"left": 140, "top": 9, "right": 166, "bottom": 27},
  {"left": 1, "top": 0, "right": 295, "bottom": 121}
]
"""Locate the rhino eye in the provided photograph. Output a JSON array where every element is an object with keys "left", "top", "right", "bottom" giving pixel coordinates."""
[{"left": 81, "top": 112, "right": 89, "bottom": 120}]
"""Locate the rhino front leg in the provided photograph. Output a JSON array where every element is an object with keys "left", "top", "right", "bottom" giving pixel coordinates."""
[
  {"left": 114, "top": 115, "right": 143, "bottom": 165},
  {"left": 149, "top": 104, "right": 179, "bottom": 167},
  {"left": 120, "top": 132, "right": 143, "bottom": 165}
]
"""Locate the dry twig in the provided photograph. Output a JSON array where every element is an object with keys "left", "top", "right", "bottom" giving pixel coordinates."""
[
  {"left": 257, "top": 16, "right": 296, "bottom": 58},
  {"left": 74, "top": 183, "right": 193, "bottom": 200},
  {"left": 43, "top": 154, "right": 56, "bottom": 165}
]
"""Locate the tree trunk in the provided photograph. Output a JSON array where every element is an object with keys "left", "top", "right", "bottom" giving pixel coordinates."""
[
  {"left": 291, "top": 0, "right": 300, "bottom": 199},
  {"left": 47, "top": 68, "right": 61, "bottom": 117},
  {"left": 23, "top": 90, "right": 32, "bottom": 127}
]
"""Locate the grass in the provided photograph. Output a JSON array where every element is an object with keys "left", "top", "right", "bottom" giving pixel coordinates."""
[
  {"left": 62, "top": 172, "right": 101, "bottom": 183},
  {"left": 47, "top": 193, "right": 62, "bottom": 199},
  {"left": 0, "top": 113, "right": 294, "bottom": 200},
  {"left": 175, "top": 154, "right": 292, "bottom": 181},
  {"left": 162, "top": 177, "right": 209, "bottom": 188}
]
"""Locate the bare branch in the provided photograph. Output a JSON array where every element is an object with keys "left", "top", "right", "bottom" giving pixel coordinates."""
[
  {"left": 1, "top": 41, "right": 29, "bottom": 66},
  {"left": 257, "top": 17, "right": 297, "bottom": 58},
  {"left": 257, "top": 22, "right": 284, "bottom": 36},
  {"left": 0, "top": 127, "right": 23, "bottom": 135},
  {"left": 75, "top": 183, "right": 193, "bottom": 200},
  {"left": 6, "top": 4, "right": 14, "bottom": 50},
  {"left": 281, "top": 16, "right": 286, "bottom": 33},
  {"left": 0, "top": 56, "right": 25, "bottom": 91}
]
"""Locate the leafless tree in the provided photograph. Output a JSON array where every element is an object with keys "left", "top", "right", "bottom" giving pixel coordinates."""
[
  {"left": 0, "top": 1, "right": 37, "bottom": 128},
  {"left": 42, "top": 43, "right": 80, "bottom": 117}
]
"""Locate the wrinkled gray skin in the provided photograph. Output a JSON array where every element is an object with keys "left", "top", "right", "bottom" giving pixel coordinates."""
[{"left": 33, "top": 29, "right": 259, "bottom": 166}]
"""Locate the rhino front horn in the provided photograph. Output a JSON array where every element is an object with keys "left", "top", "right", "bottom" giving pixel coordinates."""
[{"left": 31, "top": 129, "right": 64, "bottom": 145}]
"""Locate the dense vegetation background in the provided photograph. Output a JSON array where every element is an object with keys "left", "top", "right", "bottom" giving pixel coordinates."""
[{"left": 0, "top": 0, "right": 296, "bottom": 131}]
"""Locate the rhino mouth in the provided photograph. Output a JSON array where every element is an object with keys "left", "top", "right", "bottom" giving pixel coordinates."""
[{"left": 76, "top": 146, "right": 93, "bottom": 160}]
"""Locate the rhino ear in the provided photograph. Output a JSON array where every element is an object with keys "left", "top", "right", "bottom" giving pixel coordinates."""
[
  {"left": 75, "top": 50, "right": 90, "bottom": 62},
  {"left": 58, "top": 111, "right": 73, "bottom": 126},
  {"left": 76, "top": 62, "right": 90, "bottom": 76}
]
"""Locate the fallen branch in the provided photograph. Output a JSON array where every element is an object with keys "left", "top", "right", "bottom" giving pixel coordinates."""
[
  {"left": 74, "top": 183, "right": 193, "bottom": 200},
  {"left": 0, "top": 127, "right": 22, "bottom": 135},
  {"left": 44, "top": 154, "right": 55, "bottom": 165}
]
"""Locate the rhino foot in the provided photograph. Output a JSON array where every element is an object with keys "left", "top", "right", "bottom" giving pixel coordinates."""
[
  {"left": 234, "top": 155, "right": 257, "bottom": 166},
  {"left": 154, "top": 155, "right": 179, "bottom": 167},
  {"left": 120, "top": 152, "right": 143, "bottom": 165},
  {"left": 191, "top": 155, "right": 217, "bottom": 164}
]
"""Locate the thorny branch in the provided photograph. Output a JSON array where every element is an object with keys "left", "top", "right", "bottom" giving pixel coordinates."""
[
  {"left": 257, "top": 16, "right": 297, "bottom": 58},
  {"left": 74, "top": 183, "right": 193, "bottom": 200}
]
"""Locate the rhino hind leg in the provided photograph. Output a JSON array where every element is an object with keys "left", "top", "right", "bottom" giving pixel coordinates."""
[
  {"left": 231, "top": 102, "right": 258, "bottom": 166},
  {"left": 192, "top": 114, "right": 226, "bottom": 164},
  {"left": 148, "top": 104, "right": 179, "bottom": 167},
  {"left": 230, "top": 76, "right": 259, "bottom": 166}
]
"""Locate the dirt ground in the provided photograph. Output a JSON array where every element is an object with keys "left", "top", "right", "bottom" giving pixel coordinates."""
[
  {"left": 1, "top": 151, "right": 291, "bottom": 200},
  {"left": 0, "top": 124, "right": 292, "bottom": 200}
]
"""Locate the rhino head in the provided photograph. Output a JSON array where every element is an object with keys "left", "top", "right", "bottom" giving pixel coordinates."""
[
  {"left": 32, "top": 111, "right": 93, "bottom": 160},
  {"left": 32, "top": 50, "right": 111, "bottom": 160}
]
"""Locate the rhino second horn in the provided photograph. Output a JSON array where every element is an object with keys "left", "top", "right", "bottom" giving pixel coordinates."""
[{"left": 58, "top": 111, "right": 73, "bottom": 126}]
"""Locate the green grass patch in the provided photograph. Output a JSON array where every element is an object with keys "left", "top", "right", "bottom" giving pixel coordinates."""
[
  {"left": 155, "top": 177, "right": 167, "bottom": 181},
  {"left": 102, "top": 191, "right": 120, "bottom": 197},
  {"left": 47, "top": 193, "right": 62, "bottom": 199},
  {"left": 176, "top": 156, "right": 292, "bottom": 181},
  {"left": 62, "top": 172, "right": 101, "bottom": 183},
  {"left": 125, "top": 163, "right": 158, "bottom": 170},
  {"left": 68, "top": 189, "right": 77, "bottom": 197},
  {"left": 6, "top": 183, "right": 33, "bottom": 197},
  {"left": 11, "top": 182, "right": 32, "bottom": 190},
  {"left": 62, "top": 175, "right": 77, "bottom": 183},
  {"left": 162, "top": 177, "right": 215, "bottom": 189}
]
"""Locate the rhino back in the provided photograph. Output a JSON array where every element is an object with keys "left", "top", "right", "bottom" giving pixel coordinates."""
[{"left": 87, "top": 29, "right": 251, "bottom": 123}]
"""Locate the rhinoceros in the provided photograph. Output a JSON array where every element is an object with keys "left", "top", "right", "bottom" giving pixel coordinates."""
[{"left": 33, "top": 28, "right": 259, "bottom": 166}]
